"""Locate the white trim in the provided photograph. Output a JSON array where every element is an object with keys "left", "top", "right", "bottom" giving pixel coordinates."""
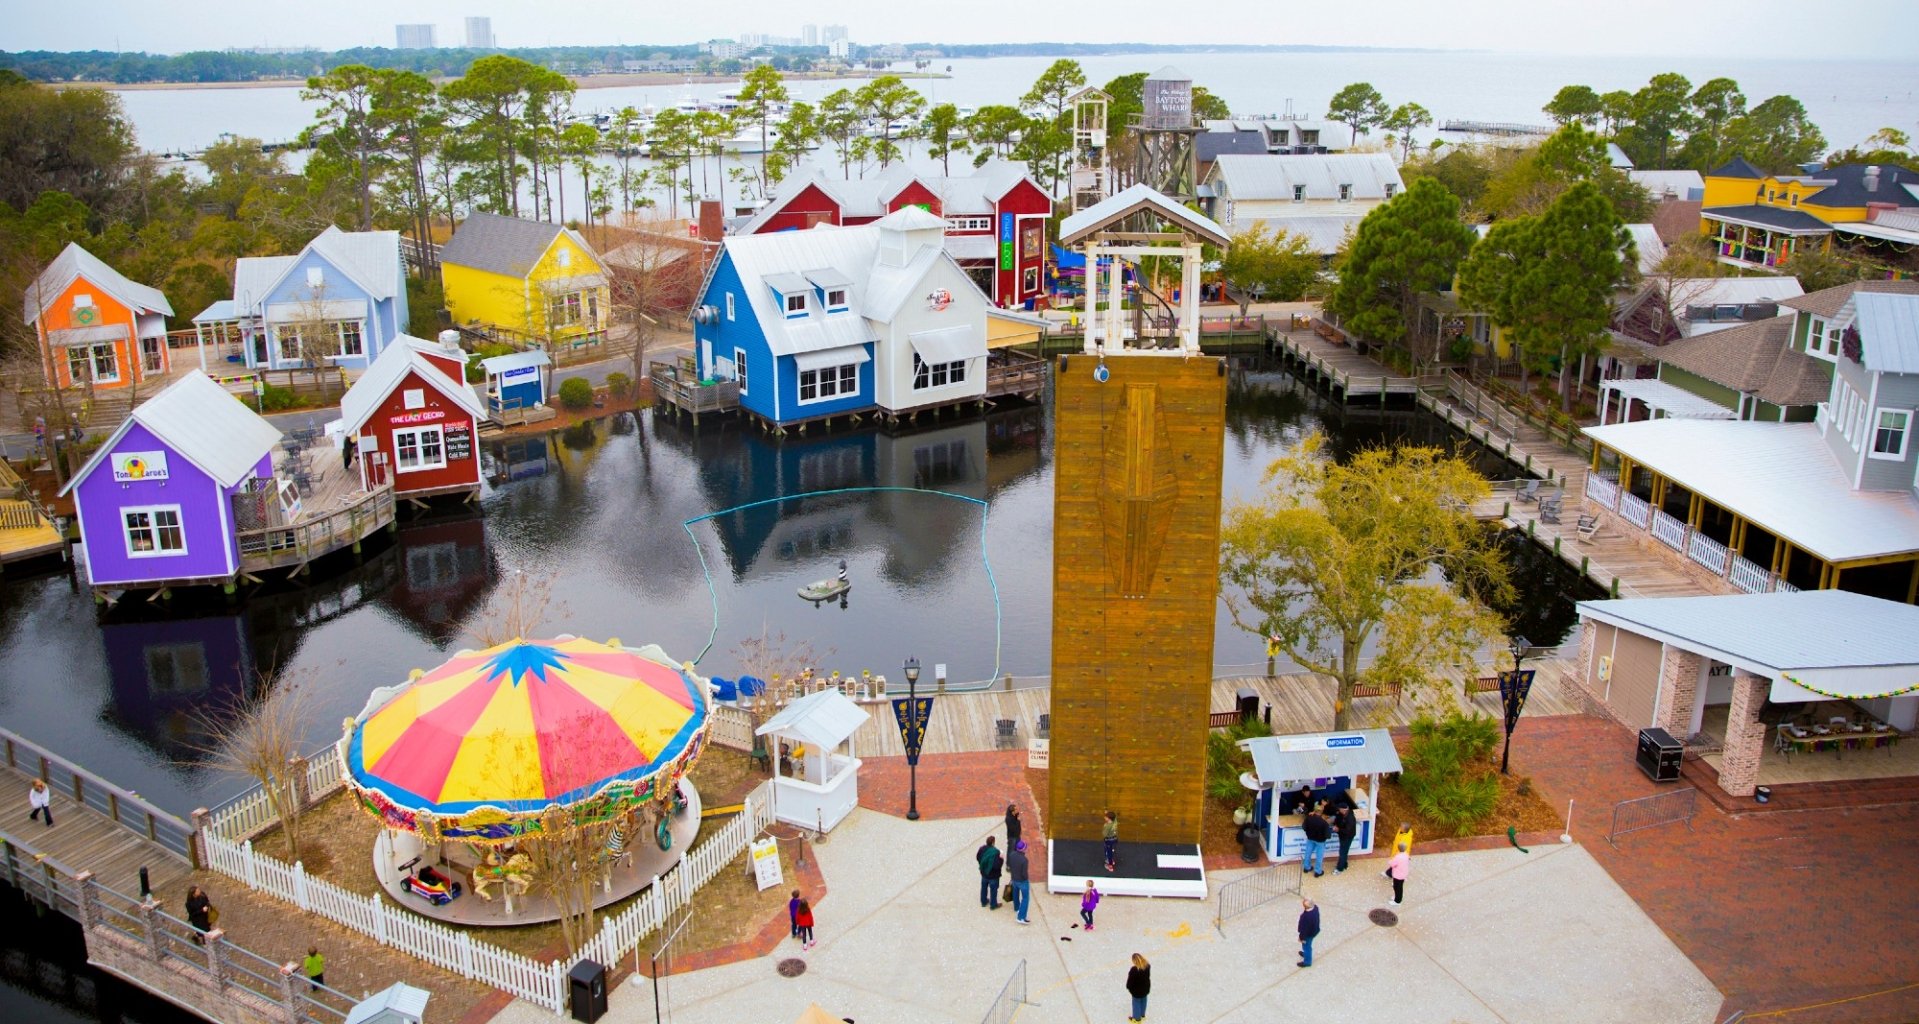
[
  {"left": 393, "top": 424, "right": 447, "bottom": 473},
  {"left": 795, "top": 361, "right": 860, "bottom": 405},
  {"left": 1857, "top": 371, "right": 1881, "bottom": 485},
  {"left": 725, "top": 292, "right": 736, "bottom": 321},
  {"left": 1869, "top": 408, "right": 1912, "bottom": 461},
  {"left": 121, "top": 504, "right": 187, "bottom": 559},
  {"left": 734, "top": 346, "right": 749, "bottom": 396}
]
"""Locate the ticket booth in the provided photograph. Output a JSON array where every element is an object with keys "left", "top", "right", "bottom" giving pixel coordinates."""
[{"left": 1239, "top": 729, "right": 1402, "bottom": 863}]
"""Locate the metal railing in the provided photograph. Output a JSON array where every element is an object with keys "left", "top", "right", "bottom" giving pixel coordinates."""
[
  {"left": 980, "top": 959, "right": 1030, "bottom": 1024},
  {"left": 0, "top": 725, "right": 198, "bottom": 866},
  {"left": 1607, "top": 787, "right": 1698, "bottom": 848},
  {"left": 1214, "top": 861, "right": 1300, "bottom": 934}
]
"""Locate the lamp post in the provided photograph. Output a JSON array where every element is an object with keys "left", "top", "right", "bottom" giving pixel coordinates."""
[
  {"left": 1501, "top": 635, "right": 1532, "bottom": 775},
  {"left": 904, "top": 656, "right": 921, "bottom": 821}
]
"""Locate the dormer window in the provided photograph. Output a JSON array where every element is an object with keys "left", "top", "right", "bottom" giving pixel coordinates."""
[
  {"left": 1789, "top": 193, "right": 1798, "bottom": 207},
  {"left": 1338, "top": 184, "right": 1353, "bottom": 201},
  {"left": 307, "top": 267, "right": 325, "bottom": 288},
  {"left": 1292, "top": 185, "right": 1305, "bottom": 202},
  {"left": 1384, "top": 183, "right": 1398, "bottom": 198},
  {"left": 826, "top": 288, "right": 848, "bottom": 311},
  {"left": 785, "top": 293, "right": 808, "bottom": 316}
]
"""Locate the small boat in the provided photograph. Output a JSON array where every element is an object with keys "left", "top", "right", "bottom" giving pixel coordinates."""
[{"left": 798, "top": 560, "right": 850, "bottom": 602}]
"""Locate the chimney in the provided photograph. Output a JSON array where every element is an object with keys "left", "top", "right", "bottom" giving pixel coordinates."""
[
  {"left": 698, "top": 200, "right": 724, "bottom": 242},
  {"left": 1866, "top": 201, "right": 1897, "bottom": 222},
  {"left": 1863, "top": 165, "right": 1880, "bottom": 193}
]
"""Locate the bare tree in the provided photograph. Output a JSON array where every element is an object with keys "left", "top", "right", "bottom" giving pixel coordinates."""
[
  {"left": 733, "top": 626, "right": 833, "bottom": 722},
  {"left": 464, "top": 570, "right": 564, "bottom": 647},
  {"left": 604, "top": 222, "right": 698, "bottom": 392},
  {"left": 187, "top": 663, "right": 323, "bottom": 865}
]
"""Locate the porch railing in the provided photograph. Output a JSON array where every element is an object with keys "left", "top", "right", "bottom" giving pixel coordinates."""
[
  {"left": 1728, "top": 553, "right": 1772, "bottom": 594},
  {"left": 1599, "top": 487, "right": 1804, "bottom": 595},
  {"left": 1584, "top": 472, "right": 1620, "bottom": 511},
  {"left": 1, "top": 725, "right": 199, "bottom": 867},
  {"left": 236, "top": 486, "right": 394, "bottom": 571},
  {"left": 1617, "top": 490, "right": 1651, "bottom": 528},
  {"left": 1686, "top": 530, "right": 1730, "bottom": 576},
  {"left": 1650, "top": 508, "right": 1688, "bottom": 551}
]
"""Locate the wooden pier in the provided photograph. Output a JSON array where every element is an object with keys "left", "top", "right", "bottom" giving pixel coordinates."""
[
  {"left": 1267, "top": 325, "right": 1429, "bottom": 401},
  {"left": 0, "top": 457, "right": 62, "bottom": 570}
]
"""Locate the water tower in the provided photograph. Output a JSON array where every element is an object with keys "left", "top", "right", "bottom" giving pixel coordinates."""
[{"left": 1134, "top": 67, "right": 1202, "bottom": 203}]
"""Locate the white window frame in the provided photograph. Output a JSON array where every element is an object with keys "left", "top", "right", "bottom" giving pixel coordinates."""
[
  {"left": 1384, "top": 182, "right": 1398, "bottom": 198},
  {"left": 1292, "top": 184, "right": 1305, "bottom": 202},
  {"left": 734, "top": 347, "right": 749, "bottom": 395},
  {"left": 725, "top": 292, "right": 736, "bottom": 321},
  {"left": 1338, "top": 184, "right": 1353, "bottom": 201},
  {"left": 275, "top": 324, "right": 304, "bottom": 361},
  {"left": 122, "top": 504, "right": 186, "bottom": 559},
  {"left": 826, "top": 288, "right": 849, "bottom": 311},
  {"left": 912, "top": 352, "right": 968, "bottom": 390},
  {"left": 796, "top": 362, "right": 860, "bottom": 405},
  {"left": 945, "top": 216, "right": 993, "bottom": 232},
  {"left": 1870, "top": 408, "right": 1911, "bottom": 460},
  {"left": 336, "top": 320, "right": 365, "bottom": 358},
  {"left": 783, "top": 292, "right": 808, "bottom": 317},
  {"left": 393, "top": 425, "right": 447, "bottom": 473}
]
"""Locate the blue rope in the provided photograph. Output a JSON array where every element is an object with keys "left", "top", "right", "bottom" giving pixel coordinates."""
[{"left": 681, "top": 487, "right": 1002, "bottom": 679}]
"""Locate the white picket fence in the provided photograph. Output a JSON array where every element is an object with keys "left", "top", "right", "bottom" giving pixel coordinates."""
[
  {"left": 1617, "top": 490, "right": 1652, "bottom": 528},
  {"left": 1583, "top": 472, "right": 1619, "bottom": 511},
  {"left": 1686, "top": 530, "right": 1730, "bottom": 575},
  {"left": 707, "top": 705, "right": 756, "bottom": 752},
  {"left": 1650, "top": 508, "right": 1688, "bottom": 551},
  {"left": 1729, "top": 553, "right": 1773, "bottom": 594}
]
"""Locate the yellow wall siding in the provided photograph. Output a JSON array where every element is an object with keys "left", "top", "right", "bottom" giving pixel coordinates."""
[
  {"left": 441, "top": 261, "right": 529, "bottom": 332},
  {"left": 1702, "top": 175, "right": 1762, "bottom": 209},
  {"left": 524, "top": 233, "right": 610, "bottom": 341},
  {"left": 441, "top": 231, "right": 610, "bottom": 340}
]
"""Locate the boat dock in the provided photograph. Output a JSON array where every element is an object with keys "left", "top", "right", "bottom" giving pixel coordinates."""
[
  {"left": 1266, "top": 323, "right": 1430, "bottom": 401},
  {"left": 0, "top": 457, "right": 63, "bottom": 570}
]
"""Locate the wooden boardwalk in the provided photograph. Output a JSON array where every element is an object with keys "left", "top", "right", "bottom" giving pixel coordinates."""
[
  {"left": 0, "top": 758, "right": 194, "bottom": 901},
  {"left": 0, "top": 458, "right": 62, "bottom": 568},
  {"left": 1269, "top": 328, "right": 1428, "bottom": 400}
]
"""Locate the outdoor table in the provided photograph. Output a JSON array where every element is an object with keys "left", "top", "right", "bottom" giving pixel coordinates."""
[{"left": 1785, "top": 728, "right": 1901, "bottom": 759}]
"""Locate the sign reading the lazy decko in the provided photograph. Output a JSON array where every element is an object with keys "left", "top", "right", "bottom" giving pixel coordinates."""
[{"left": 891, "top": 695, "right": 934, "bottom": 765}]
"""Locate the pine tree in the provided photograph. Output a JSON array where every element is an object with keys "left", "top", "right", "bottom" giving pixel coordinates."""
[{"left": 1326, "top": 178, "right": 1476, "bottom": 366}]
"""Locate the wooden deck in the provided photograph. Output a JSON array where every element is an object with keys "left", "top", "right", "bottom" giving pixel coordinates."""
[
  {"left": 0, "top": 459, "right": 63, "bottom": 567},
  {"left": 0, "top": 729, "right": 194, "bottom": 903},
  {"left": 235, "top": 448, "right": 396, "bottom": 578},
  {"left": 1269, "top": 327, "right": 1428, "bottom": 400}
]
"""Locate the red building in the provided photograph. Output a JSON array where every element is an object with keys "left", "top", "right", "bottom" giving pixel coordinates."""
[
  {"left": 339, "top": 334, "right": 486, "bottom": 501},
  {"left": 734, "top": 161, "right": 1054, "bottom": 308}
]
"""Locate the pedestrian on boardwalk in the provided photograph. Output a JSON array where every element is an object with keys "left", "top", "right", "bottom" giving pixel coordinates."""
[
  {"left": 788, "top": 889, "right": 803, "bottom": 938},
  {"left": 1125, "top": 952, "right": 1151, "bottom": 1021},
  {"left": 303, "top": 946, "right": 325, "bottom": 990},
  {"left": 1297, "top": 898, "right": 1320, "bottom": 967},
  {"left": 1300, "top": 803, "right": 1330, "bottom": 877},
  {"left": 1384, "top": 847, "right": 1410, "bottom": 905},
  {"left": 795, "top": 899, "right": 816, "bottom": 949},
  {"left": 185, "top": 885, "right": 213, "bottom": 943},
  {"left": 1102, "top": 810, "right": 1119, "bottom": 872},
  {"left": 977, "top": 836, "right": 1003, "bottom": 909},
  {"left": 1007, "top": 839, "right": 1032, "bottom": 924},
  {"left": 1005, "top": 804, "right": 1021, "bottom": 847},
  {"left": 28, "top": 779, "right": 53, "bottom": 828},
  {"left": 1332, "top": 802, "right": 1357, "bottom": 873},
  {"left": 1079, "top": 880, "right": 1101, "bottom": 930}
]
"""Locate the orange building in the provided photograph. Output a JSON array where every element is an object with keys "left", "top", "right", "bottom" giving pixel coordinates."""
[{"left": 23, "top": 243, "right": 174, "bottom": 390}]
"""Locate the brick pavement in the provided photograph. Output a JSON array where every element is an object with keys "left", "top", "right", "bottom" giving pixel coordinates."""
[
  {"left": 858, "top": 749, "right": 1048, "bottom": 866},
  {"left": 1510, "top": 714, "right": 1919, "bottom": 1024}
]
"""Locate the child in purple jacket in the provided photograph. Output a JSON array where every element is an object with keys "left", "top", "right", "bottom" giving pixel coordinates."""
[{"left": 1080, "top": 880, "right": 1102, "bottom": 930}]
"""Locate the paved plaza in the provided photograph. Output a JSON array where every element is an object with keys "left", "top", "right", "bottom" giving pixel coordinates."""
[{"left": 489, "top": 808, "right": 1718, "bottom": 1024}]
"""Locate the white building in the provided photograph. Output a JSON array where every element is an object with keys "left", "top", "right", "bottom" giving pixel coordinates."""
[
  {"left": 394, "top": 24, "right": 436, "bottom": 49},
  {"left": 803, "top": 24, "right": 819, "bottom": 46},
  {"left": 464, "top": 16, "right": 493, "bottom": 48},
  {"left": 706, "top": 39, "right": 744, "bottom": 59},
  {"left": 822, "top": 24, "right": 848, "bottom": 43},
  {"left": 828, "top": 39, "right": 851, "bottom": 58},
  {"left": 1201, "top": 152, "right": 1405, "bottom": 254}
]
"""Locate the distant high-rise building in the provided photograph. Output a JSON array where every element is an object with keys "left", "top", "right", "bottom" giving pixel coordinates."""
[
  {"left": 395, "top": 24, "right": 437, "bottom": 49},
  {"left": 803, "top": 24, "right": 819, "bottom": 46},
  {"left": 828, "top": 38, "right": 851, "bottom": 58},
  {"left": 822, "top": 24, "right": 848, "bottom": 44},
  {"left": 465, "top": 16, "right": 494, "bottom": 48}
]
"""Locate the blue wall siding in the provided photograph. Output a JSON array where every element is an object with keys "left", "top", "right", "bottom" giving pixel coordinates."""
[
  {"left": 695, "top": 254, "right": 781, "bottom": 422},
  {"left": 263, "top": 249, "right": 393, "bottom": 371}
]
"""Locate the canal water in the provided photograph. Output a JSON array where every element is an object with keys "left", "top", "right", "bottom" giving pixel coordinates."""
[{"left": 0, "top": 357, "right": 1593, "bottom": 1019}]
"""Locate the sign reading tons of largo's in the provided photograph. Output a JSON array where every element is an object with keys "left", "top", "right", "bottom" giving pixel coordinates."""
[{"left": 1048, "top": 355, "right": 1227, "bottom": 845}]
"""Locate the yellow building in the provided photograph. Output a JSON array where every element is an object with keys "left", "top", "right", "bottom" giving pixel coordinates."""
[
  {"left": 1700, "top": 158, "right": 1919, "bottom": 272},
  {"left": 439, "top": 213, "right": 611, "bottom": 352}
]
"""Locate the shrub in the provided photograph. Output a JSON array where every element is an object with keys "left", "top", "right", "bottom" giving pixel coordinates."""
[
  {"left": 1400, "top": 712, "right": 1501, "bottom": 836},
  {"left": 259, "top": 385, "right": 298, "bottom": 412},
  {"left": 605, "top": 372, "right": 632, "bottom": 397},
  {"left": 557, "top": 376, "right": 594, "bottom": 410},
  {"left": 1204, "top": 717, "right": 1274, "bottom": 802},
  {"left": 466, "top": 342, "right": 516, "bottom": 383}
]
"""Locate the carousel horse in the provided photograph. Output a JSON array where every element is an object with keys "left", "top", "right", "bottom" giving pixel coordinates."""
[
  {"left": 600, "top": 817, "right": 635, "bottom": 893},
  {"left": 470, "top": 848, "right": 535, "bottom": 903}
]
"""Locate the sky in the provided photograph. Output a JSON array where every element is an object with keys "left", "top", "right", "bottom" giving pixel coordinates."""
[{"left": 4, "top": 0, "right": 1918, "bottom": 59}]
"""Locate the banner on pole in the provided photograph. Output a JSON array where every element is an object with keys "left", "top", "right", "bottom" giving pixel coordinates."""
[
  {"left": 891, "top": 696, "right": 935, "bottom": 765},
  {"left": 1498, "top": 669, "right": 1537, "bottom": 731}
]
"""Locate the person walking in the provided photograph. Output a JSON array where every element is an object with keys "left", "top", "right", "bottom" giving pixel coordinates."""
[
  {"left": 1079, "top": 880, "right": 1101, "bottom": 931},
  {"left": 788, "top": 889, "right": 803, "bottom": 938},
  {"left": 1384, "top": 847, "right": 1410, "bottom": 905},
  {"left": 27, "top": 779, "right": 53, "bottom": 828},
  {"left": 977, "top": 836, "right": 1004, "bottom": 910},
  {"left": 1300, "top": 803, "right": 1330, "bottom": 877},
  {"left": 1005, "top": 804, "right": 1021, "bottom": 848},
  {"left": 185, "top": 886, "right": 214, "bottom": 944},
  {"left": 795, "top": 899, "right": 816, "bottom": 950},
  {"left": 1007, "top": 839, "right": 1032, "bottom": 924},
  {"left": 1125, "top": 953, "right": 1151, "bottom": 1021},
  {"left": 1297, "top": 898, "right": 1321, "bottom": 967},
  {"left": 303, "top": 946, "right": 326, "bottom": 991},
  {"left": 1331, "top": 802, "right": 1357, "bottom": 874},
  {"left": 1102, "top": 810, "right": 1119, "bottom": 873}
]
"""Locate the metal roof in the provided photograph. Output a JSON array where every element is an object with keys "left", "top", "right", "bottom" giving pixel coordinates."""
[
  {"left": 345, "top": 982, "right": 430, "bottom": 1024},
  {"left": 232, "top": 254, "right": 298, "bottom": 316},
  {"left": 1629, "top": 169, "right": 1705, "bottom": 201},
  {"left": 1577, "top": 591, "right": 1919, "bottom": 698},
  {"left": 1599, "top": 378, "right": 1736, "bottom": 419},
  {"left": 1242, "top": 729, "right": 1402, "bottom": 784},
  {"left": 478, "top": 349, "right": 551, "bottom": 373},
  {"left": 943, "top": 234, "right": 999, "bottom": 261},
  {"left": 342, "top": 335, "right": 487, "bottom": 435},
  {"left": 1059, "top": 184, "right": 1230, "bottom": 247},
  {"left": 1852, "top": 291, "right": 1919, "bottom": 375},
  {"left": 1699, "top": 204, "right": 1832, "bottom": 234},
  {"left": 873, "top": 205, "right": 947, "bottom": 232},
  {"left": 64, "top": 371, "right": 280, "bottom": 495},
  {"left": 763, "top": 271, "right": 813, "bottom": 294},
  {"left": 1625, "top": 224, "right": 1667, "bottom": 275},
  {"left": 753, "top": 689, "right": 869, "bottom": 748},
  {"left": 304, "top": 227, "right": 402, "bottom": 300},
  {"left": 1582, "top": 419, "right": 1919, "bottom": 563},
  {"left": 193, "top": 299, "right": 239, "bottom": 323},
  {"left": 1241, "top": 214, "right": 1363, "bottom": 255},
  {"left": 24, "top": 243, "right": 172, "bottom": 324},
  {"left": 1207, "top": 153, "right": 1404, "bottom": 202},
  {"left": 1834, "top": 219, "right": 1919, "bottom": 245}
]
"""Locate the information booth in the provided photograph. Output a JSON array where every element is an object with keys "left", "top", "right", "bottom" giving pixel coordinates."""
[
  {"left": 1239, "top": 729, "right": 1402, "bottom": 863},
  {"left": 755, "top": 690, "right": 869, "bottom": 834}
]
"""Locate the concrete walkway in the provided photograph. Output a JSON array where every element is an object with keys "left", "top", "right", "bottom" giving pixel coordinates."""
[{"left": 488, "top": 810, "right": 1719, "bottom": 1024}]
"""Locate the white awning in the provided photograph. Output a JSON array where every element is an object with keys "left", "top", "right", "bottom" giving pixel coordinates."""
[
  {"left": 48, "top": 324, "right": 128, "bottom": 347},
  {"left": 909, "top": 325, "right": 984, "bottom": 365},
  {"left": 791, "top": 345, "right": 870, "bottom": 371},
  {"left": 266, "top": 298, "right": 369, "bottom": 322},
  {"left": 1242, "top": 729, "right": 1403, "bottom": 785},
  {"left": 754, "top": 689, "right": 870, "bottom": 748},
  {"left": 1597, "top": 378, "right": 1739, "bottom": 421}
]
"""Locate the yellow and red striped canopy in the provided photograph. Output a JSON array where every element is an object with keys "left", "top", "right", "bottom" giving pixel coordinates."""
[{"left": 345, "top": 637, "right": 706, "bottom": 816}]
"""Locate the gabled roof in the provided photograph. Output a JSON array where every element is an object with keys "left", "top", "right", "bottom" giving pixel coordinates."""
[
  {"left": 1625, "top": 224, "right": 1667, "bottom": 275},
  {"left": 872, "top": 205, "right": 945, "bottom": 232},
  {"left": 340, "top": 333, "right": 486, "bottom": 435},
  {"left": 1707, "top": 156, "right": 1767, "bottom": 179},
  {"left": 1059, "top": 184, "right": 1230, "bottom": 247},
  {"left": 305, "top": 226, "right": 403, "bottom": 299},
  {"left": 1630, "top": 169, "right": 1705, "bottom": 201},
  {"left": 61, "top": 371, "right": 279, "bottom": 495},
  {"left": 1198, "top": 132, "right": 1270, "bottom": 163},
  {"left": 1699, "top": 204, "right": 1832, "bottom": 233},
  {"left": 1851, "top": 291, "right": 1919, "bottom": 375},
  {"left": 1239, "top": 214, "right": 1363, "bottom": 255},
  {"left": 1207, "top": 153, "right": 1404, "bottom": 202},
  {"left": 935, "top": 160, "right": 1052, "bottom": 215},
  {"left": 1779, "top": 279, "right": 1919, "bottom": 319},
  {"left": 441, "top": 213, "right": 604, "bottom": 279},
  {"left": 23, "top": 243, "right": 172, "bottom": 324},
  {"left": 1799, "top": 163, "right": 1919, "bottom": 209},
  {"left": 1657, "top": 314, "right": 1831, "bottom": 407},
  {"left": 753, "top": 688, "right": 869, "bottom": 748},
  {"left": 232, "top": 254, "right": 298, "bottom": 314}
]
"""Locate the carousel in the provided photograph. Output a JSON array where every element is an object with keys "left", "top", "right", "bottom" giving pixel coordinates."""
[{"left": 338, "top": 635, "right": 710, "bottom": 925}]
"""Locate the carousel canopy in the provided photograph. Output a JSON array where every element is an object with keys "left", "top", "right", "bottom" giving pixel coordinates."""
[{"left": 344, "top": 636, "right": 708, "bottom": 818}]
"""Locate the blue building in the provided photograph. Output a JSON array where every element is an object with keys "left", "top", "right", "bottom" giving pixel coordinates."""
[
  {"left": 193, "top": 226, "right": 409, "bottom": 372},
  {"left": 691, "top": 207, "right": 992, "bottom": 430}
]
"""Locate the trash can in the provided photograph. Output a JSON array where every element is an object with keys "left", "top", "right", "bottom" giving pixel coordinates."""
[
  {"left": 1635, "top": 727, "right": 1683, "bottom": 783},
  {"left": 1235, "top": 687, "right": 1259, "bottom": 725},
  {"left": 568, "top": 959, "right": 608, "bottom": 1023}
]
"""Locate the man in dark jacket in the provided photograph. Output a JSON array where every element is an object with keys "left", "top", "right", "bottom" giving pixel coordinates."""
[
  {"left": 1297, "top": 897, "right": 1321, "bottom": 967},
  {"left": 976, "top": 835, "right": 1003, "bottom": 909},
  {"left": 1301, "top": 804, "right": 1331, "bottom": 877},
  {"left": 1007, "top": 840, "right": 1032, "bottom": 924},
  {"left": 1332, "top": 803, "right": 1357, "bottom": 873}
]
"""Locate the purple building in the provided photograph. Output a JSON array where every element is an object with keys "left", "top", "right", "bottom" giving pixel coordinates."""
[{"left": 60, "top": 371, "right": 282, "bottom": 593}]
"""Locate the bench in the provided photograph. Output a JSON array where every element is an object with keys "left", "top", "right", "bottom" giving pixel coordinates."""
[
  {"left": 1468, "top": 676, "right": 1502, "bottom": 695},
  {"left": 1207, "top": 710, "right": 1243, "bottom": 729},
  {"left": 1349, "top": 681, "right": 1403, "bottom": 703}
]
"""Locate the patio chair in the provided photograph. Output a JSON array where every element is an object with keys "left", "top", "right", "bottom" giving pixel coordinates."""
[
  {"left": 1577, "top": 514, "right": 1602, "bottom": 539},
  {"left": 1037, "top": 713, "right": 1050, "bottom": 739},
  {"left": 1773, "top": 723, "right": 1795, "bottom": 758},
  {"left": 1540, "top": 502, "right": 1563, "bottom": 526},
  {"left": 995, "top": 718, "right": 1017, "bottom": 750},
  {"left": 1516, "top": 479, "right": 1541, "bottom": 503}
]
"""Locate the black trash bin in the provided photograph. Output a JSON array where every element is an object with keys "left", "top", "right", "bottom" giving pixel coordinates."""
[
  {"left": 1235, "top": 686, "right": 1259, "bottom": 724},
  {"left": 568, "top": 958, "right": 608, "bottom": 1023}
]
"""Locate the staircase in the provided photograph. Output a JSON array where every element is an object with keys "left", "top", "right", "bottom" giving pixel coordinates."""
[{"left": 83, "top": 388, "right": 136, "bottom": 431}]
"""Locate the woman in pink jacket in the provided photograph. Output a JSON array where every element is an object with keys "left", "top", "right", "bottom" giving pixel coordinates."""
[{"left": 1384, "top": 849, "right": 1410, "bottom": 905}]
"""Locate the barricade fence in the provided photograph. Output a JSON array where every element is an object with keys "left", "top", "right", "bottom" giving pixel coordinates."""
[
  {"left": 980, "top": 958, "right": 1029, "bottom": 1024},
  {"left": 1213, "top": 861, "right": 1300, "bottom": 934},
  {"left": 1606, "top": 787, "right": 1698, "bottom": 848}
]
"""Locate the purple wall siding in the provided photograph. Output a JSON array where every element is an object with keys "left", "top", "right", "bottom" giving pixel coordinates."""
[{"left": 75, "top": 422, "right": 242, "bottom": 586}]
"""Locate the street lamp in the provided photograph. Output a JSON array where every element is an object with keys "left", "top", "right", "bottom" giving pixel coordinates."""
[
  {"left": 1501, "top": 635, "right": 1532, "bottom": 775},
  {"left": 903, "top": 657, "right": 921, "bottom": 821}
]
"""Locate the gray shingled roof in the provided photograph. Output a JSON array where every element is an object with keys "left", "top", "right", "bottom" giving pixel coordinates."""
[
  {"left": 440, "top": 212, "right": 566, "bottom": 277},
  {"left": 1657, "top": 314, "right": 1831, "bottom": 407},
  {"left": 1700, "top": 204, "right": 1832, "bottom": 233},
  {"left": 1708, "top": 156, "right": 1766, "bottom": 179},
  {"left": 1799, "top": 163, "right": 1919, "bottom": 210},
  {"left": 1779, "top": 279, "right": 1919, "bottom": 319}
]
